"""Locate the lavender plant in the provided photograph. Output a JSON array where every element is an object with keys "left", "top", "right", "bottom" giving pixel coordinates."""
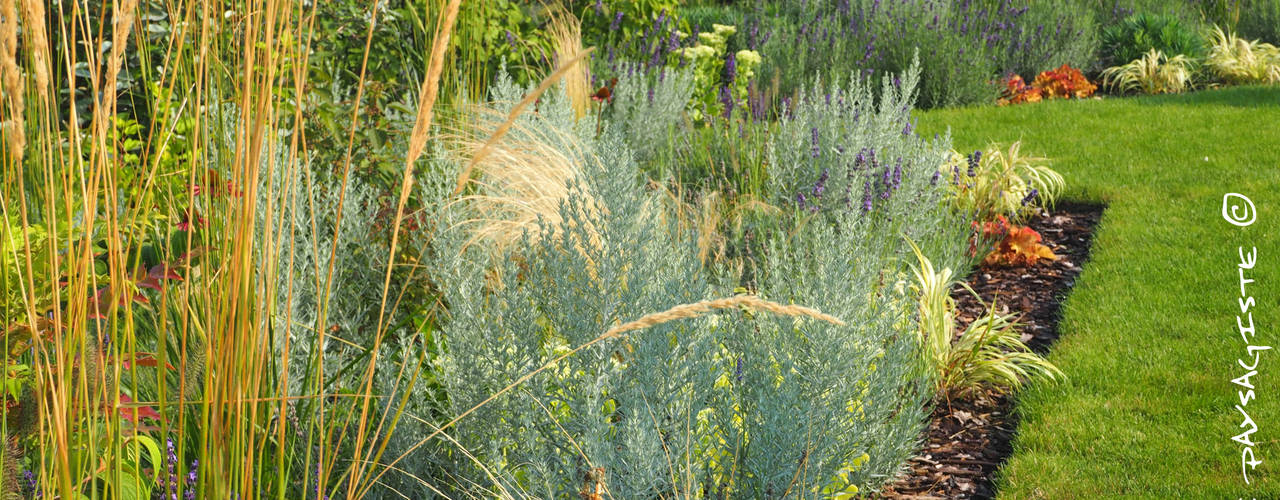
[
  {"left": 738, "top": 61, "right": 972, "bottom": 492},
  {"left": 754, "top": 0, "right": 1099, "bottom": 108},
  {"left": 606, "top": 65, "right": 696, "bottom": 170}
]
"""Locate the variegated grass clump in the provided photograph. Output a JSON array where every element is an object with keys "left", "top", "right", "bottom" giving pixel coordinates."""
[
  {"left": 1205, "top": 26, "right": 1280, "bottom": 85},
  {"left": 1100, "top": 49, "right": 1197, "bottom": 95},
  {"left": 941, "top": 141, "right": 1065, "bottom": 223},
  {"left": 907, "top": 240, "right": 1062, "bottom": 400}
]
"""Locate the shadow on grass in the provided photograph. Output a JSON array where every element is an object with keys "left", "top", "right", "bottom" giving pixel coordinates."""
[{"left": 1130, "top": 85, "right": 1280, "bottom": 108}]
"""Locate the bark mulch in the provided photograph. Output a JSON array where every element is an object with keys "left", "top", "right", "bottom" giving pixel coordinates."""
[{"left": 878, "top": 202, "right": 1104, "bottom": 500}]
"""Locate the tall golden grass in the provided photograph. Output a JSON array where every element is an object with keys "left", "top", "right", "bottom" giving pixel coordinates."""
[{"left": 0, "top": 0, "right": 463, "bottom": 496}]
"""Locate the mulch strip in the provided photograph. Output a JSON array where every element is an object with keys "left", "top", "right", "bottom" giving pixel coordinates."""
[{"left": 878, "top": 202, "right": 1104, "bottom": 500}]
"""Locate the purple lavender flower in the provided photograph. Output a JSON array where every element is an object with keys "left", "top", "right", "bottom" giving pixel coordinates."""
[
  {"left": 724, "top": 51, "right": 737, "bottom": 85},
  {"left": 735, "top": 357, "right": 744, "bottom": 383},
  {"left": 813, "top": 169, "right": 829, "bottom": 198},
  {"left": 810, "top": 128, "right": 821, "bottom": 158},
  {"left": 22, "top": 470, "right": 36, "bottom": 496},
  {"left": 931, "top": 170, "right": 941, "bottom": 186},
  {"left": 862, "top": 180, "right": 874, "bottom": 213},
  {"left": 610, "top": 11, "right": 623, "bottom": 31},
  {"left": 1021, "top": 188, "right": 1039, "bottom": 206},
  {"left": 719, "top": 85, "right": 734, "bottom": 119},
  {"left": 892, "top": 160, "right": 902, "bottom": 189},
  {"left": 855, "top": 148, "right": 867, "bottom": 168},
  {"left": 505, "top": 30, "right": 517, "bottom": 50},
  {"left": 967, "top": 150, "right": 980, "bottom": 176},
  {"left": 796, "top": 191, "right": 808, "bottom": 208}
]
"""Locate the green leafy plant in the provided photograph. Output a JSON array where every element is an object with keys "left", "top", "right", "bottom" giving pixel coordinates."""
[
  {"left": 1101, "top": 48, "right": 1198, "bottom": 94},
  {"left": 1236, "top": 0, "right": 1280, "bottom": 45},
  {"left": 1100, "top": 13, "right": 1206, "bottom": 66},
  {"left": 1204, "top": 25, "right": 1280, "bottom": 84},
  {"left": 940, "top": 141, "right": 1065, "bottom": 223},
  {"left": 907, "top": 240, "right": 1063, "bottom": 399},
  {"left": 675, "top": 23, "right": 763, "bottom": 123}
]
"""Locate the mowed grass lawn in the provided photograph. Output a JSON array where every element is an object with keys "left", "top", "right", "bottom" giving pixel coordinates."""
[{"left": 917, "top": 87, "right": 1280, "bottom": 498}]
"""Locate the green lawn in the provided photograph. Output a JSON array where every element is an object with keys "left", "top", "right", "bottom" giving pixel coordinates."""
[{"left": 917, "top": 87, "right": 1280, "bottom": 498}]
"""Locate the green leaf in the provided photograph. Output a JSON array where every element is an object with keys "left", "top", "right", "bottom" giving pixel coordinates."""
[{"left": 125, "top": 434, "right": 163, "bottom": 472}]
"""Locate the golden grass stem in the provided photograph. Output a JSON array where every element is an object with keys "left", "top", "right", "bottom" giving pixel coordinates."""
[{"left": 349, "top": 1, "right": 462, "bottom": 497}]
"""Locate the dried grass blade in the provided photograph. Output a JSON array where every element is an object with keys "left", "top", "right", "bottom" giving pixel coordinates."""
[{"left": 451, "top": 47, "right": 595, "bottom": 196}]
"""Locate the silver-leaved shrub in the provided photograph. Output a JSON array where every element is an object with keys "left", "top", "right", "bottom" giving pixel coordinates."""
[{"left": 384, "top": 60, "right": 969, "bottom": 498}]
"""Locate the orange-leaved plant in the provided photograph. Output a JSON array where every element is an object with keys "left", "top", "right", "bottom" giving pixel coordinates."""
[{"left": 970, "top": 215, "right": 1058, "bottom": 267}]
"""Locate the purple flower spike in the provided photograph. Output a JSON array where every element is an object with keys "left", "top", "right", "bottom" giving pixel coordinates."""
[
  {"left": 724, "top": 51, "right": 737, "bottom": 85},
  {"left": 810, "top": 127, "right": 821, "bottom": 158},
  {"left": 719, "top": 86, "right": 735, "bottom": 119},
  {"left": 813, "top": 169, "right": 829, "bottom": 198},
  {"left": 610, "top": 12, "right": 623, "bottom": 31},
  {"left": 1021, "top": 188, "right": 1039, "bottom": 206}
]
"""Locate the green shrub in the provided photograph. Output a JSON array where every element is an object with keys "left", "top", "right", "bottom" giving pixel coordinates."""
[
  {"left": 997, "top": 1, "right": 1101, "bottom": 76},
  {"left": 754, "top": 0, "right": 1100, "bottom": 108},
  {"left": 1237, "top": 0, "right": 1280, "bottom": 43},
  {"left": 1099, "top": 13, "right": 1206, "bottom": 66}
]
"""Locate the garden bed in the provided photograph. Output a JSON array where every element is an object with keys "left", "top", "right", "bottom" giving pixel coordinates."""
[{"left": 880, "top": 202, "right": 1103, "bottom": 499}]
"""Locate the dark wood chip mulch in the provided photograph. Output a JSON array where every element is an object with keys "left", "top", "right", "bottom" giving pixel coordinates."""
[{"left": 878, "top": 202, "right": 1104, "bottom": 500}]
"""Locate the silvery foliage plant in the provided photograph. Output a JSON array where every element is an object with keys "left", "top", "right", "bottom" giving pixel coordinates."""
[
  {"left": 747, "top": 59, "right": 972, "bottom": 489},
  {"left": 410, "top": 61, "right": 970, "bottom": 497},
  {"left": 769, "top": 57, "right": 970, "bottom": 273},
  {"left": 417, "top": 71, "right": 723, "bottom": 498},
  {"left": 606, "top": 65, "right": 696, "bottom": 171}
]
